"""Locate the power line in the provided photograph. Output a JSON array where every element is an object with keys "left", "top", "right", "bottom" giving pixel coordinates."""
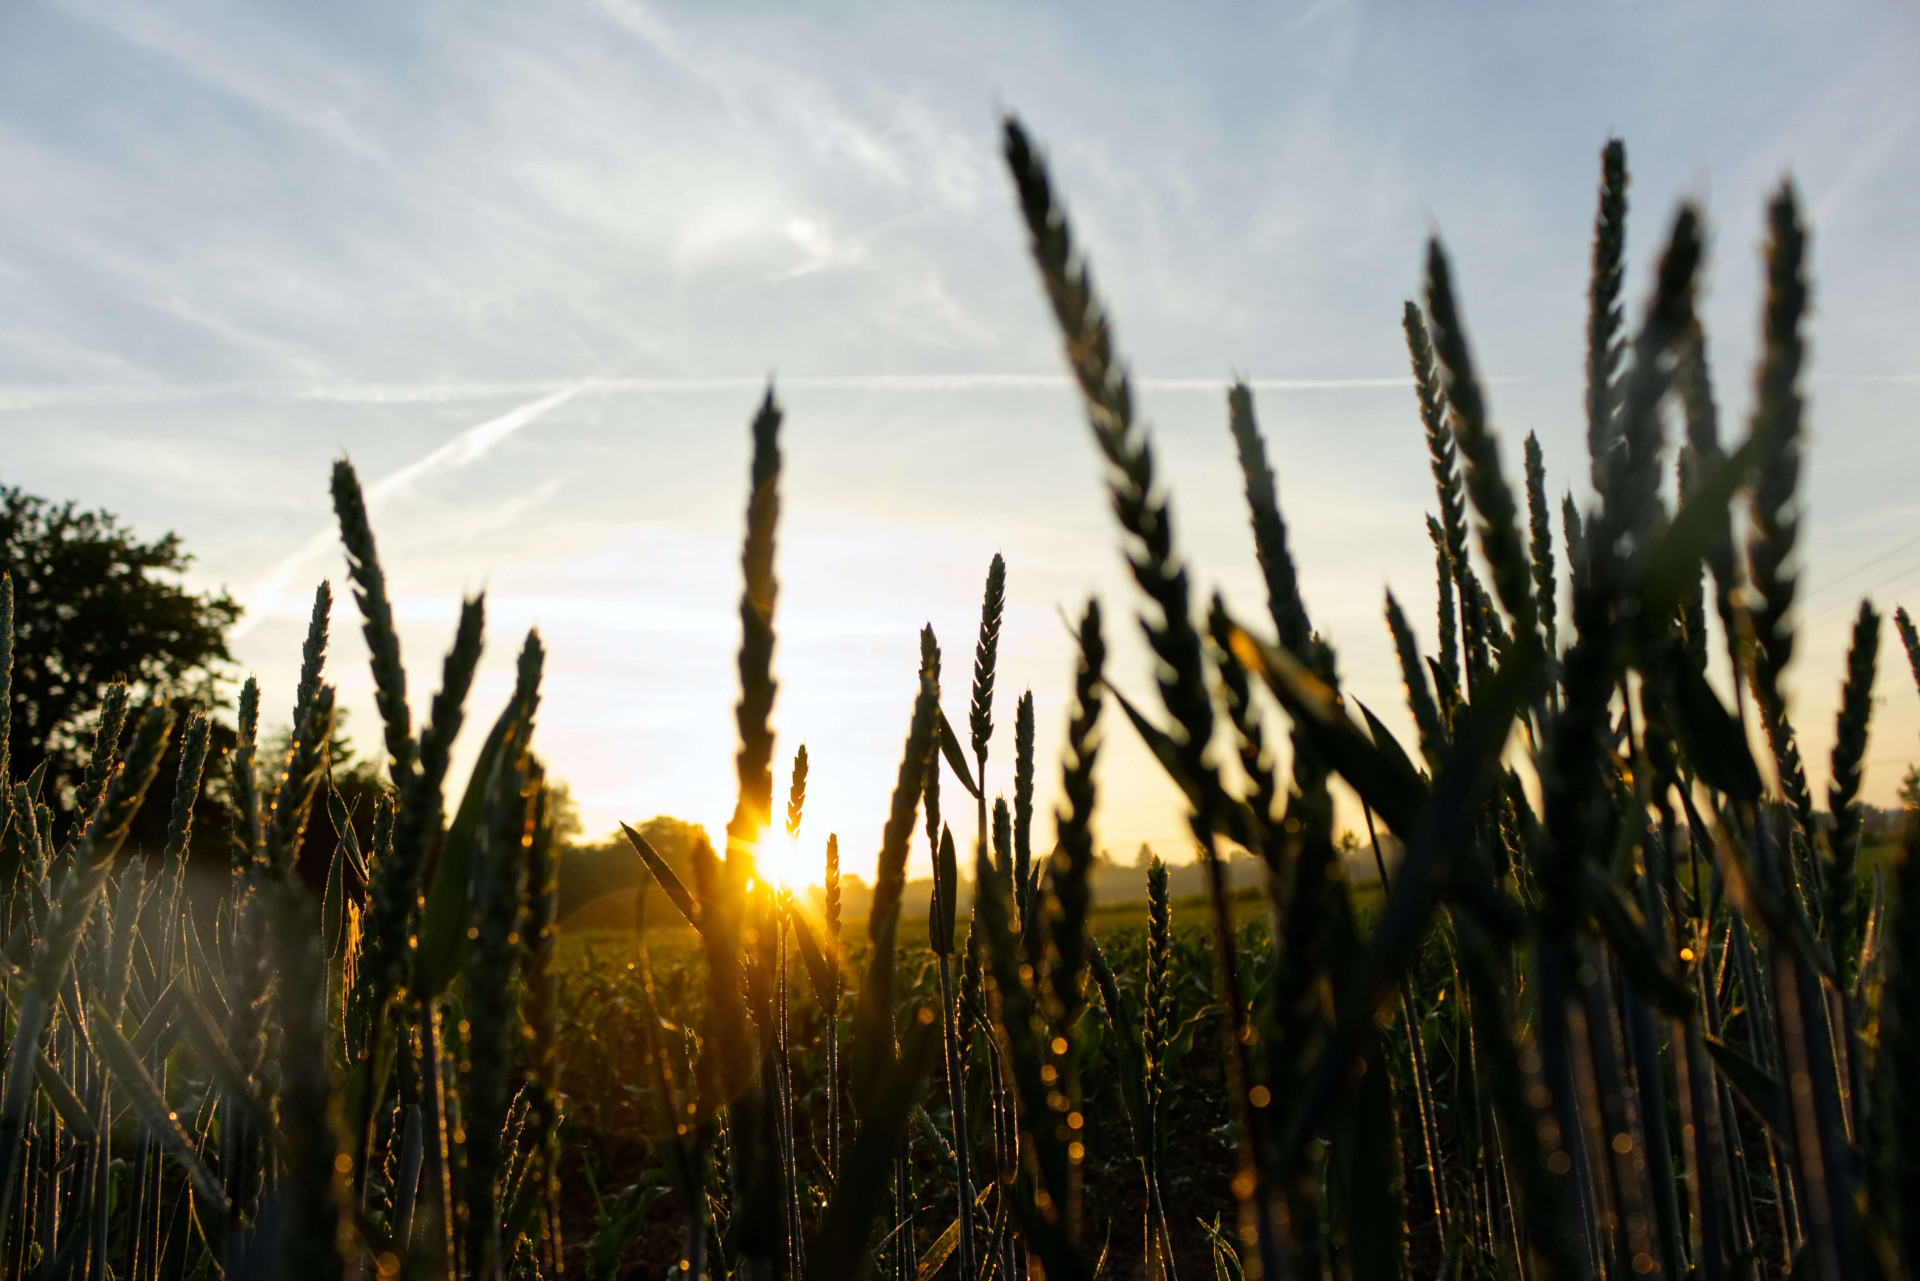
[
  {"left": 1803, "top": 528, "right": 1920, "bottom": 608},
  {"left": 1806, "top": 555, "right": 1920, "bottom": 628}
]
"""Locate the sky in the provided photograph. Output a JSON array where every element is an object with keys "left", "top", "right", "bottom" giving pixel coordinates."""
[{"left": 2, "top": 1, "right": 1918, "bottom": 886}]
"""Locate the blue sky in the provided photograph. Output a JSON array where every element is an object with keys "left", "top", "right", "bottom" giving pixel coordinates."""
[{"left": 2, "top": 1, "right": 1917, "bottom": 880}]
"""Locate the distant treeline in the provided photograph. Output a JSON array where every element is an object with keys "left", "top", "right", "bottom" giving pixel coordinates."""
[
  {"left": 559, "top": 805, "right": 1911, "bottom": 931},
  {"left": 558, "top": 821, "right": 1395, "bottom": 930}
]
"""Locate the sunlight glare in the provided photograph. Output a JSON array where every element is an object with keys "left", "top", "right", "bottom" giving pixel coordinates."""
[{"left": 753, "top": 829, "right": 815, "bottom": 889}]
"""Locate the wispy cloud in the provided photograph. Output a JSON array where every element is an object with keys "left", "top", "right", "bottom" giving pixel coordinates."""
[
  {"left": 231, "top": 381, "right": 587, "bottom": 637},
  {"left": 51, "top": 0, "right": 389, "bottom": 164}
]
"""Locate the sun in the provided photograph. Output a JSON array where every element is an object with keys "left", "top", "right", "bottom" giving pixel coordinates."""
[{"left": 753, "top": 829, "right": 814, "bottom": 889}]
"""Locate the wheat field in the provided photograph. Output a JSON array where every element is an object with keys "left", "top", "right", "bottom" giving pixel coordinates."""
[{"left": 1, "top": 118, "right": 1915, "bottom": 1281}]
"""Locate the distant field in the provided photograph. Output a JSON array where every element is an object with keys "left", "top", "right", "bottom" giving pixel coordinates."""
[{"left": 557, "top": 879, "right": 1385, "bottom": 970}]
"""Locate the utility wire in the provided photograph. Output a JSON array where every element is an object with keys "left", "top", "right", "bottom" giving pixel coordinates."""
[
  {"left": 1806, "top": 556, "right": 1920, "bottom": 627},
  {"left": 1803, "top": 528, "right": 1920, "bottom": 609}
]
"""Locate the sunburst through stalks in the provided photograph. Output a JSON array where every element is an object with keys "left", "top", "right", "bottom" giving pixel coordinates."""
[{"left": 752, "top": 827, "right": 818, "bottom": 889}]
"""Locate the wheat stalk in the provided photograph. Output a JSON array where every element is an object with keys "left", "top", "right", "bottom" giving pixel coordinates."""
[
  {"left": 1006, "top": 114, "right": 1279, "bottom": 1278},
  {"left": 1586, "top": 138, "right": 1630, "bottom": 493},
  {"left": 1526, "top": 432, "right": 1559, "bottom": 663},
  {"left": 727, "top": 388, "right": 783, "bottom": 870},
  {"left": 1825, "top": 602, "right": 1879, "bottom": 973},
  {"left": 330, "top": 460, "right": 417, "bottom": 785},
  {"left": 1044, "top": 598, "right": 1102, "bottom": 1243},
  {"left": 1423, "top": 241, "right": 1538, "bottom": 652},
  {"left": 1229, "top": 383, "right": 1312, "bottom": 655},
  {"left": 264, "top": 582, "right": 335, "bottom": 873},
  {"left": 1, "top": 700, "right": 172, "bottom": 1225}
]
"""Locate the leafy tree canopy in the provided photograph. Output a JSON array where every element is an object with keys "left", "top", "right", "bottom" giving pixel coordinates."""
[{"left": 2, "top": 481, "right": 240, "bottom": 801}]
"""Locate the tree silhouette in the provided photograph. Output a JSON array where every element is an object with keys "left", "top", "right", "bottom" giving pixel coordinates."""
[{"left": 2, "top": 481, "right": 240, "bottom": 804}]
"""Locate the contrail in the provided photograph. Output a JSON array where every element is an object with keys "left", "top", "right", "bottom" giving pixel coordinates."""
[
  {"left": 290, "top": 372, "right": 1436, "bottom": 402},
  {"left": 298, "top": 371, "right": 1538, "bottom": 399},
  {"left": 232, "top": 382, "right": 585, "bottom": 638},
  {"left": 5, "top": 371, "right": 1518, "bottom": 413}
]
